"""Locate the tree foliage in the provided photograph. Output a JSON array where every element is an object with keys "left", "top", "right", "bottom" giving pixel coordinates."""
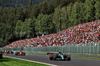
[
  {"left": 0, "top": 0, "right": 100, "bottom": 47},
  {"left": 95, "top": 1, "right": 100, "bottom": 20}
]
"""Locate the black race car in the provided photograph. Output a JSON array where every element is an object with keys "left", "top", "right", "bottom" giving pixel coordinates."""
[
  {"left": 47, "top": 52, "right": 71, "bottom": 61},
  {"left": 15, "top": 51, "right": 25, "bottom": 56},
  {"left": 7, "top": 50, "right": 14, "bottom": 54},
  {"left": 0, "top": 51, "right": 3, "bottom": 59}
]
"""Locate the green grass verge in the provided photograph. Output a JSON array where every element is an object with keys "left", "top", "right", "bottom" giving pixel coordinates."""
[
  {"left": 72, "top": 57, "right": 100, "bottom": 60},
  {"left": 0, "top": 57, "right": 49, "bottom": 66}
]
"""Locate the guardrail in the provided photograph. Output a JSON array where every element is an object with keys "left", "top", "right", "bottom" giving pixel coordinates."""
[
  {"left": 0, "top": 42, "right": 100, "bottom": 57},
  {"left": 24, "top": 42, "right": 100, "bottom": 54}
]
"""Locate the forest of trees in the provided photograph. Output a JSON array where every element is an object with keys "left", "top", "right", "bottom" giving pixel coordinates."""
[
  {"left": 0, "top": 0, "right": 100, "bottom": 47},
  {"left": 0, "top": 0, "right": 51, "bottom": 7}
]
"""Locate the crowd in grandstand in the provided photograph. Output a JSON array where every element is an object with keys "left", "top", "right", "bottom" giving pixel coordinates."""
[{"left": 4, "top": 20, "right": 100, "bottom": 48}]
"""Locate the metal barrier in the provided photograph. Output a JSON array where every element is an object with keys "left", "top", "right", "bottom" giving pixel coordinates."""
[
  {"left": 23, "top": 42, "right": 100, "bottom": 58},
  {"left": 0, "top": 42, "right": 100, "bottom": 57},
  {"left": 23, "top": 42, "right": 100, "bottom": 54}
]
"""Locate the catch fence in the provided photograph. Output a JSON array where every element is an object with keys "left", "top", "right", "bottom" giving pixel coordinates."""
[
  {"left": 1, "top": 42, "right": 100, "bottom": 57},
  {"left": 23, "top": 42, "right": 100, "bottom": 54}
]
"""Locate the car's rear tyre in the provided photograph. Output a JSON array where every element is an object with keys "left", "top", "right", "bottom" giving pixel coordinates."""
[
  {"left": 53, "top": 55, "right": 57, "bottom": 61},
  {"left": 15, "top": 52, "right": 18, "bottom": 55},
  {"left": 0, "top": 54, "right": 2, "bottom": 59},
  {"left": 63, "top": 55, "right": 67, "bottom": 60},
  {"left": 22, "top": 53, "right": 25, "bottom": 55},
  {"left": 49, "top": 55, "right": 53, "bottom": 60},
  {"left": 67, "top": 57, "right": 71, "bottom": 61}
]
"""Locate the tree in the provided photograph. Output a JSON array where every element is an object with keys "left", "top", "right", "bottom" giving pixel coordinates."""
[
  {"left": 0, "top": 23, "right": 13, "bottom": 42},
  {"left": 66, "top": 3, "right": 73, "bottom": 28},
  {"left": 30, "top": 4, "right": 40, "bottom": 18},
  {"left": 50, "top": 0, "right": 61, "bottom": 8},
  {"left": 53, "top": 5, "right": 62, "bottom": 32},
  {"left": 15, "top": 18, "right": 35, "bottom": 39},
  {"left": 22, "top": 18, "right": 34, "bottom": 38},
  {"left": 35, "top": 14, "right": 54, "bottom": 36},
  {"left": 79, "top": 3, "right": 85, "bottom": 23},
  {"left": 15, "top": 20, "right": 23, "bottom": 39},
  {"left": 69, "top": 2, "right": 81, "bottom": 27},
  {"left": 47, "top": 14, "right": 55, "bottom": 34},
  {"left": 95, "top": 1, "right": 100, "bottom": 20},
  {"left": 40, "top": 0, "right": 49, "bottom": 14},
  {"left": 60, "top": 6, "right": 68, "bottom": 30},
  {"left": 15, "top": 7, "right": 24, "bottom": 21},
  {"left": 84, "top": 0, "right": 95, "bottom": 22}
]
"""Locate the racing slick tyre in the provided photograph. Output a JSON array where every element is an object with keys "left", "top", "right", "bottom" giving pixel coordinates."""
[
  {"left": 10, "top": 52, "right": 13, "bottom": 54},
  {"left": 15, "top": 52, "right": 18, "bottom": 55},
  {"left": 67, "top": 56, "right": 71, "bottom": 61},
  {"left": 22, "top": 53, "right": 25, "bottom": 55},
  {"left": 63, "top": 55, "right": 67, "bottom": 60},
  {"left": 15, "top": 53, "right": 17, "bottom": 55},
  {"left": 53, "top": 55, "right": 57, "bottom": 61},
  {"left": 49, "top": 55, "right": 53, "bottom": 60},
  {"left": 0, "top": 54, "right": 2, "bottom": 59}
]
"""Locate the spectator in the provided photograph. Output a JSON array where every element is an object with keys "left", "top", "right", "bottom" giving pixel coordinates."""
[{"left": 4, "top": 20, "right": 100, "bottom": 48}]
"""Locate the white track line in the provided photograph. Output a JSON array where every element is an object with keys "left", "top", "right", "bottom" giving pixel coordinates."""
[{"left": 5, "top": 56, "right": 58, "bottom": 66}]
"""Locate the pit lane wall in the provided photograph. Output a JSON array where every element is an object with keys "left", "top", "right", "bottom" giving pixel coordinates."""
[{"left": 1, "top": 42, "right": 100, "bottom": 58}]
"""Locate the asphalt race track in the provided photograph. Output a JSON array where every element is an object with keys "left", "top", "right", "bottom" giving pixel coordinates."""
[{"left": 5, "top": 55, "right": 100, "bottom": 66}]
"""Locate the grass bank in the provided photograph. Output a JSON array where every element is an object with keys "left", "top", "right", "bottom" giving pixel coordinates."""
[
  {"left": 72, "top": 57, "right": 100, "bottom": 60},
  {"left": 0, "top": 57, "right": 49, "bottom": 66}
]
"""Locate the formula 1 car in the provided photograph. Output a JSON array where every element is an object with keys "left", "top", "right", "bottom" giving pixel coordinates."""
[
  {"left": 47, "top": 52, "right": 71, "bottom": 61},
  {"left": 15, "top": 51, "right": 25, "bottom": 56},
  {"left": 2, "top": 50, "right": 8, "bottom": 55},
  {"left": 0, "top": 51, "right": 3, "bottom": 59},
  {"left": 7, "top": 50, "right": 14, "bottom": 54},
  {"left": 2, "top": 50, "right": 7, "bottom": 54}
]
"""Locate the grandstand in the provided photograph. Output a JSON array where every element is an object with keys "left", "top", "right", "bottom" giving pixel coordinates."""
[{"left": 4, "top": 20, "right": 100, "bottom": 48}]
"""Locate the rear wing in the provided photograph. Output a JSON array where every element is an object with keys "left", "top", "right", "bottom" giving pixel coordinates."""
[{"left": 47, "top": 53, "right": 53, "bottom": 55}]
